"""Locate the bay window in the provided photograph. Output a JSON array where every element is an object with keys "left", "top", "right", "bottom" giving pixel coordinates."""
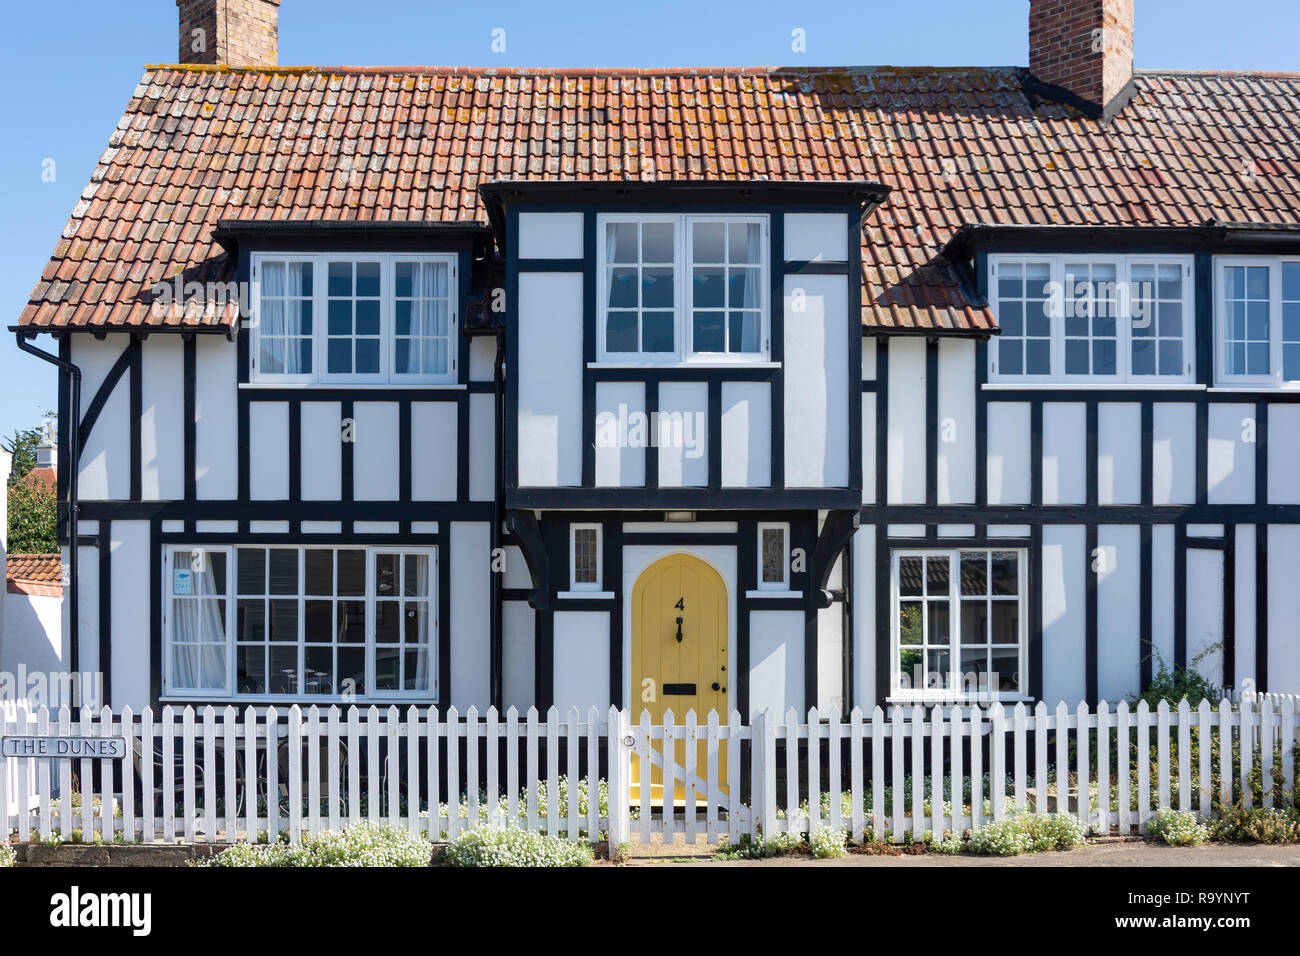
[
  {"left": 989, "top": 255, "right": 1193, "bottom": 384},
  {"left": 598, "top": 214, "right": 769, "bottom": 363},
  {"left": 163, "top": 545, "right": 438, "bottom": 700},
  {"left": 892, "top": 549, "right": 1026, "bottom": 700},
  {"left": 1215, "top": 257, "right": 1300, "bottom": 387},
  {"left": 251, "top": 253, "right": 456, "bottom": 384}
]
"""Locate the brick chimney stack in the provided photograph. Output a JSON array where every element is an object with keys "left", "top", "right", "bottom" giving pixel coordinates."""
[
  {"left": 176, "top": 0, "right": 280, "bottom": 68},
  {"left": 1028, "top": 0, "right": 1134, "bottom": 119}
]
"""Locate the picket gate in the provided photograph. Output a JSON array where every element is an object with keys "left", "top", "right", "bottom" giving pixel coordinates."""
[{"left": 2, "top": 698, "right": 1296, "bottom": 848}]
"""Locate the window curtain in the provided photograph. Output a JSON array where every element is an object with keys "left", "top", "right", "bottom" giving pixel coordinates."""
[
  {"left": 737, "top": 224, "right": 762, "bottom": 351},
  {"left": 284, "top": 261, "right": 308, "bottom": 374},
  {"left": 404, "top": 261, "right": 449, "bottom": 375},
  {"left": 172, "top": 554, "right": 228, "bottom": 691}
]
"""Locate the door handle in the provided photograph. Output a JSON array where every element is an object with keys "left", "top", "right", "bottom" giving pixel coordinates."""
[
  {"left": 711, "top": 682, "right": 721, "bottom": 691},
  {"left": 675, "top": 617, "right": 683, "bottom": 643}
]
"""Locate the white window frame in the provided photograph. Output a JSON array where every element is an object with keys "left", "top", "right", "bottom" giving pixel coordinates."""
[
  {"left": 889, "top": 548, "right": 1028, "bottom": 702},
  {"left": 250, "top": 252, "right": 458, "bottom": 386},
  {"left": 568, "top": 523, "right": 603, "bottom": 591},
  {"left": 162, "top": 544, "right": 439, "bottom": 702},
  {"left": 988, "top": 254, "right": 1195, "bottom": 385},
  {"left": 595, "top": 213, "right": 770, "bottom": 365},
  {"left": 756, "top": 522, "right": 790, "bottom": 591},
  {"left": 1214, "top": 256, "right": 1300, "bottom": 389}
]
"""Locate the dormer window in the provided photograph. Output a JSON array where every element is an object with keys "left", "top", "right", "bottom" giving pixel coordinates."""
[
  {"left": 597, "top": 214, "right": 769, "bottom": 364},
  {"left": 251, "top": 252, "right": 457, "bottom": 384},
  {"left": 988, "top": 254, "right": 1194, "bottom": 385}
]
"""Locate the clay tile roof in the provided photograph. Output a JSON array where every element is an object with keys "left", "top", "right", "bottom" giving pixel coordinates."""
[
  {"left": 6, "top": 554, "right": 63, "bottom": 597},
  {"left": 15, "top": 64, "right": 1300, "bottom": 335},
  {"left": 20, "top": 467, "right": 56, "bottom": 490}
]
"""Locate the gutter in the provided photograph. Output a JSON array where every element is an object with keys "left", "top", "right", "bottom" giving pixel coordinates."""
[{"left": 14, "top": 334, "right": 81, "bottom": 677}]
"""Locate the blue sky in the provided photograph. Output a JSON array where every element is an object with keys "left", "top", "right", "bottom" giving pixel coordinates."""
[{"left": 1, "top": 0, "right": 1296, "bottom": 442}]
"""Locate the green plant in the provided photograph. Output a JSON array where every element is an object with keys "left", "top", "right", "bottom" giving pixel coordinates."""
[
  {"left": 444, "top": 826, "right": 593, "bottom": 867},
  {"left": 808, "top": 825, "right": 846, "bottom": 859},
  {"left": 1210, "top": 805, "right": 1300, "bottom": 844},
  {"left": 7, "top": 476, "right": 56, "bottom": 553},
  {"left": 1136, "top": 646, "right": 1222, "bottom": 708},
  {"left": 1145, "top": 809, "right": 1209, "bottom": 846},
  {"left": 0, "top": 844, "right": 14, "bottom": 868},
  {"left": 967, "top": 813, "right": 1087, "bottom": 856},
  {"left": 205, "top": 823, "right": 431, "bottom": 867}
]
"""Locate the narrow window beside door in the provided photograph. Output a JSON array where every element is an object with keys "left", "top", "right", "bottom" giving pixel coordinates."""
[{"left": 570, "top": 524, "right": 602, "bottom": 591}]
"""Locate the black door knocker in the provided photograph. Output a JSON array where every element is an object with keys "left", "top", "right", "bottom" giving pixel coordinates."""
[{"left": 675, "top": 617, "right": 684, "bottom": 643}]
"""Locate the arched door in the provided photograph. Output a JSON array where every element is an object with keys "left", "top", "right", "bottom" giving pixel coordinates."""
[{"left": 630, "top": 553, "right": 728, "bottom": 803}]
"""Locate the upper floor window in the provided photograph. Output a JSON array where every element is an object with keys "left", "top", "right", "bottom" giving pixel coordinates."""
[
  {"left": 251, "top": 253, "right": 456, "bottom": 384},
  {"left": 598, "top": 214, "right": 769, "bottom": 364},
  {"left": 989, "top": 255, "right": 1194, "bottom": 385},
  {"left": 1215, "top": 257, "right": 1300, "bottom": 388}
]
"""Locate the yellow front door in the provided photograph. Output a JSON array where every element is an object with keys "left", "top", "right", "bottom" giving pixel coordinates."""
[{"left": 630, "top": 553, "right": 728, "bottom": 804}]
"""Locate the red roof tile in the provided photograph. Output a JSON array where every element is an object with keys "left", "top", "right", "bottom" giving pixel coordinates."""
[
  {"left": 6, "top": 554, "right": 63, "bottom": 597},
  {"left": 15, "top": 64, "right": 1300, "bottom": 334}
]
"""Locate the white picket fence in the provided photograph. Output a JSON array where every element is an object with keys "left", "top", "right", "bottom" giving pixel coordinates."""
[{"left": 1, "top": 698, "right": 1296, "bottom": 848}]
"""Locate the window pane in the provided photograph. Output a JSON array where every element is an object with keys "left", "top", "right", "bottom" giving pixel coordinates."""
[
  {"left": 376, "top": 554, "right": 399, "bottom": 596},
  {"left": 237, "top": 646, "right": 266, "bottom": 694},
  {"left": 237, "top": 599, "right": 265, "bottom": 642},
  {"left": 924, "top": 649, "right": 950, "bottom": 689},
  {"left": 404, "top": 554, "right": 429, "bottom": 596},
  {"left": 761, "top": 528, "right": 785, "bottom": 584},
  {"left": 338, "top": 648, "right": 365, "bottom": 696},
  {"left": 928, "top": 601, "right": 950, "bottom": 645},
  {"left": 328, "top": 261, "right": 352, "bottom": 296},
  {"left": 693, "top": 222, "right": 725, "bottom": 262},
  {"left": 1026, "top": 339, "right": 1051, "bottom": 374},
  {"left": 239, "top": 548, "right": 266, "bottom": 595},
  {"left": 268, "top": 647, "right": 298, "bottom": 694},
  {"left": 990, "top": 552, "right": 1018, "bottom": 595},
  {"left": 573, "top": 528, "right": 599, "bottom": 585},
  {"left": 960, "top": 600, "right": 987, "bottom": 644},
  {"left": 642, "top": 268, "right": 674, "bottom": 309},
  {"left": 693, "top": 311, "right": 725, "bottom": 352},
  {"left": 337, "top": 550, "right": 366, "bottom": 596},
  {"left": 606, "top": 312, "right": 637, "bottom": 352},
  {"left": 404, "top": 648, "right": 430, "bottom": 691},
  {"left": 304, "top": 600, "right": 333, "bottom": 642},
  {"left": 269, "top": 600, "right": 298, "bottom": 641},
  {"left": 899, "top": 601, "right": 922, "bottom": 645},
  {"left": 960, "top": 553, "right": 987, "bottom": 595},
  {"left": 375, "top": 601, "right": 400, "bottom": 644},
  {"left": 989, "top": 646, "right": 1020, "bottom": 692},
  {"left": 728, "top": 312, "right": 761, "bottom": 352},
  {"left": 728, "top": 222, "right": 761, "bottom": 264},
  {"left": 269, "top": 550, "right": 298, "bottom": 594},
  {"left": 693, "top": 267, "right": 725, "bottom": 308},
  {"left": 898, "top": 557, "right": 923, "bottom": 596},
  {"left": 925, "top": 555, "right": 949, "bottom": 592},
  {"left": 304, "top": 646, "right": 334, "bottom": 694},
  {"left": 990, "top": 602, "right": 1019, "bottom": 644},
  {"left": 641, "top": 223, "right": 673, "bottom": 263},
  {"left": 356, "top": 261, "right": 381, "bottom": 297},
  {"left": 404, "top": 606, "right": 430, "bottom": 646},
  {"left": 608, "top": 268, "right": 638, "bottom": 308},
  {"left": 641, "top": 312, "right": 674, "bottom": 352},
  {"left": 306, "top": 550, "right": 333, "bottom": 596},
  {"left": 375, "top": 647, "right": 400, "bottom": 691},
  {"left": 337, "top": 601, "right": 366, "bottom": 643},
  {"left": 610, "top": 223, "right": 638, "bottom": 263}
]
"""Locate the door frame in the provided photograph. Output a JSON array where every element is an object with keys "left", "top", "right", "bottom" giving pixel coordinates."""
[{"left": 622, "top": 545, "right": 737, "bottom": 718}]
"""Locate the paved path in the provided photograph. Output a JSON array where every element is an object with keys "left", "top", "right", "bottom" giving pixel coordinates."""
[{"left": 624, "top": 840, "right": 1300, "bottom": 867}]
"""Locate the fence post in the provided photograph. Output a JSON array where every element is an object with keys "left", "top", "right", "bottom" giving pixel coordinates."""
[
  {"left": 753, "top": 709, "right": 777, "bottom": 839},
  {"left": 607, "top": 706, "right": 630, "bottom": 857}
]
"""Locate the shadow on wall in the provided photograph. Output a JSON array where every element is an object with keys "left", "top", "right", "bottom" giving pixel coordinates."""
[{"left": 2, "top": 592, "right": 64, "bottom": 682}]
